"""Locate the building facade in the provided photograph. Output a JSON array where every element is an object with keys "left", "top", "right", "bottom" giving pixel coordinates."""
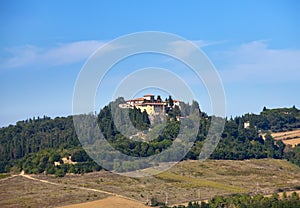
[{"left": 119, "top": 94, "right": 179, "bottom": 115}]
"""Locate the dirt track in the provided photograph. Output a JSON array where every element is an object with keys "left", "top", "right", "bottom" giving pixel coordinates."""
[
  {"left": 2, "top": 159, "right": 300, "bottom": 208},
  {"left": 18, "top": 173, "right": 147, "bottom": 208}
]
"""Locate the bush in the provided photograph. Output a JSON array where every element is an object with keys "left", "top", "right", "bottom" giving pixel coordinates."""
[{"left": 54, "top": 168, "right": 66, "bottom": 177}]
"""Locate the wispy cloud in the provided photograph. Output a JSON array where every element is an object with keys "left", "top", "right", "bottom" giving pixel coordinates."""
[
  {"left": 1, "top": 39, "right": 224, "bottom": 70},
  {"left": 167, "top": 39, "right": 224, "bottom": 58},
  {"left": 0, "top": 40, "right": 108, "bottom": 69},
  {"left": 4, "top": 39, "right": 298, "bottom": 86},
  {"left": 219, "top": 41, "right": 300, "bottom": 83}
]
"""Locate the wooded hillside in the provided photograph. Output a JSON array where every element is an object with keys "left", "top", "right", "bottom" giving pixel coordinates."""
[{"left": 0, "top": 98, "right": 299, "bottom": 175}]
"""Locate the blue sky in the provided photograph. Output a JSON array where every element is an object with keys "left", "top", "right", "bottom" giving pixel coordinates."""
[{"left": 1, "top": 0, "right": 300, "bottom": 127}]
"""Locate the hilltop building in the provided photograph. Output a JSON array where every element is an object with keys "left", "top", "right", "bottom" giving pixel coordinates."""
[
  {"left": 119, "top": 94, "right": 180, "bottom": 115},
  {"left": 244, "top": 121, "right": 250, "bottom": 129}
]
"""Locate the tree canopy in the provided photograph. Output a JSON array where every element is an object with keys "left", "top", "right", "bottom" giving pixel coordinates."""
[{"left": 0, "top": 99, "right": 299, "bottom": 175}]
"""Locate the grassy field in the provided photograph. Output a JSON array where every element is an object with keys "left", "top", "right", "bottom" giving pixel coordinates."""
[
  {"left": 59, "top": 196, "right": 148, "bottom": 208},
  {"left": 0, "top": 173, "right": 11, "bottom": 180},
  {"left": 0, "top": 175, "right": 109, "bottom": 208},
  {"left": 272, "top": 129, "right": 300, "bottom": 147},
  {"left": 1, "top": 159, "right": 300, "bottom": 207},
  {"left": 272, "top": 129, "right": 300, "bottom": 140},
  {"left": 283, "top": 138, "right": 300, "bottom": 147}
]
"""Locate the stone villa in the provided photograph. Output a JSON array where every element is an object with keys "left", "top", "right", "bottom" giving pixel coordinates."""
[{"left": 119, "top": 94, "right": 180, "bottom": 115}]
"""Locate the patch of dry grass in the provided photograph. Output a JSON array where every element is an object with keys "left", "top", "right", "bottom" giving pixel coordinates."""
[
  {"left": 1, "top": 159, "right": 300, "bottom": 207},
  {"left": 272, "top": 129, "right": 300, "bottom": 140},
  {"left": 59, "top": 196, "right": 148, "bottom": 208},
  {"left": 272, "top": 129, "right": 300, "bottom": 147},
  {"left": 283, "top": 138, "right": 300, "bottom": 147},
  {"left": 0, "top": 176, "right": 108, "bottom": 208},
  {"left": 0, "top": 173, "right": 11, "bottom": 180}
]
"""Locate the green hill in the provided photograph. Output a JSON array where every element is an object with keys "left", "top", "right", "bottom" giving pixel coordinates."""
[
  {"left": 0, "top": 97, "right": 300, "bottom": 175},
  {"left": 245, "top": 106, "right": 300, "bottom": 132}
]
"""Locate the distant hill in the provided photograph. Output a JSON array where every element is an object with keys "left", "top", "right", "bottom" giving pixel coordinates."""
[
  {"left": 0, "top": 98, "right": 299, "bottom": 175},
  {"left": 245, "top": 106, "right": 300, "bottom": 132},
  {"left": 0, "top": 116, "right": 101, "bottom": 176}
]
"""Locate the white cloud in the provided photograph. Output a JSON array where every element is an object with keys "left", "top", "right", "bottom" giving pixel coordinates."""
[
  {"left": 193, "top": 40, "right": 226, "bottom": 48},
  {"left": 4, "top": 39, "right": 298, "bottom": 85},
  {"left": 219, "top": 41, "right": 300, "bottom": 82},
  {"left": 1, "top": 39, "right": 223, "bottom": 70},
  {"left": 167, "top": 39, "right": 223, "bottom": 58},
  {"left": 0, "top": 40, "right": 108, "bottom": 68}
]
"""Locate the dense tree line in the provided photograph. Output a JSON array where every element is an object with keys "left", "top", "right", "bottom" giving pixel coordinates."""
[
  {"left": 209, "top": 119, "right": 285, "bottom": 160},
  {"left": 0, "top": 116, "right": 80, "bottom": 172},
  {"left": 285, "top": 144, "right": 300, "bottom": 167},
  {"left": 185, "top": 107, "right": 299, "bottom": 161},
  {"left": 246, "top": 106, "right": 300, "bottom": 132},
  {"left": 14, "top": 148, "right": 101, "bottom": 177},
  {"left": 162, "top": 192, "right": 300, "bottom": 208},
  {"left": 0, "top": 98, "right": 299, "bottom": 175},
  {"left": 97, "top": 97, "right": 181, "bottom": 157}
]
